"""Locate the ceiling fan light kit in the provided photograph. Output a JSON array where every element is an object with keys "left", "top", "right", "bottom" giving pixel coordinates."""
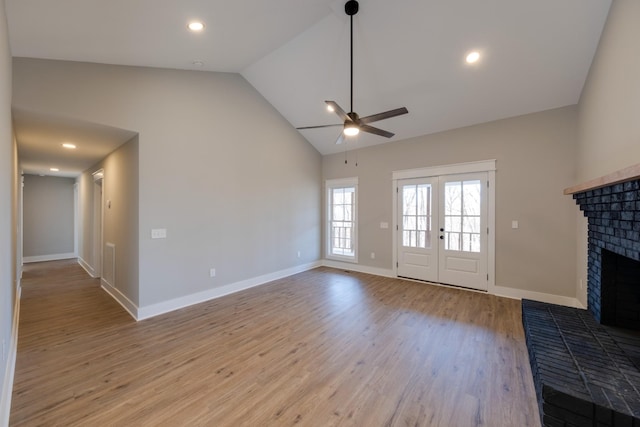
[{"left": 296, "top": 0, "right": 408, "bottom": 145}]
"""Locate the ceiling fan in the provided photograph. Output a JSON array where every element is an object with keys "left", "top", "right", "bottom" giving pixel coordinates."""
[{"left": 296, "top": 0, "right": 408, "bottom": 145}]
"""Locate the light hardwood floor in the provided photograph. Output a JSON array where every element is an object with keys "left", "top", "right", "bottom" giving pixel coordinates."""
[{"left": 10, "top": 260, "right": 540, "bottom": 426}]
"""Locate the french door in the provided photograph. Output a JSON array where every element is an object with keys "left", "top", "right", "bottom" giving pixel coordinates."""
[{"left": 397, "top": 172, "right": 488, "bottom": 291}]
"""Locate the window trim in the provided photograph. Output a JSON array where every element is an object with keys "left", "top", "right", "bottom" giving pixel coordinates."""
[{"left": 326, "top": 177, "right": 358, "bottom": 263}]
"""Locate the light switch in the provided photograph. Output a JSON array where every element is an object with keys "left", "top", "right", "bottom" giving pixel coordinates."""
[
  {"left": 380, "top": 222, "right": 389, "bottom": 229},
  {"left": 511, "top": 220, "right": 519, "bottom": 229},
  {"left": 151, "top": 228, "right": 167, "bottom": 239}
]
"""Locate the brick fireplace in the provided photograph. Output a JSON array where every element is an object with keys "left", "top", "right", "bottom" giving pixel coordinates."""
[
  {"left": 573, "top": 179, "right": 640, "bottom": 324},
  {"left": 522, "top": 166, "right": 640, "bottom": 427}
]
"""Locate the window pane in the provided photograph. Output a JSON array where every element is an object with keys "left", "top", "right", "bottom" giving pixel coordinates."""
[
  {"left": 403, "top": 231, "right": 411, "bottom": 247},
  {"left": 344, "top": 205, "right": 352, "bottom": 221},
  {"left": 445, "top": 216, "right": 462, "bottom": 232},
  {"left": 417, "top": 216, "right": 427, "bottom": 231},
  {"left": 462, "top": 181, "right": 481, "bottom": 216},
  {"left": 333, "top": 189, "right": 344, "bottom": 205},
  {"left": 463, "top": 217, "right": 480, "bottom": 233},
  {"left": 417, "top": 185, "right": 430, "bottom": 216},
  {"left": 403, "top": 186, "right": 417, "bottom": 215},
  {"left": 404, "top": 216, "right": 416, "bottom": 230},
  {"left": 445, "top": 182, "right": 462, "bottom": 216},
  {"left": 446, "top": 232, "right": 460, "bottom": 251}
]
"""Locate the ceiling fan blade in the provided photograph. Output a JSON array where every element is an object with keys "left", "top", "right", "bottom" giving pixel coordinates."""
[
  {"left": 359, "top": 107, "right": 408, "bottom": 124},
  {"left": 359, "top": 124, "right": 394, "bottom": 138},
  {"left": 335, "top": 132, "right": 345, "bottom": 145},
  {"left": 325, "top": 101, "right": 351, "bottom": 122},
  {"left": 296, "top": 124, "right": 342, "bottom": 130}
]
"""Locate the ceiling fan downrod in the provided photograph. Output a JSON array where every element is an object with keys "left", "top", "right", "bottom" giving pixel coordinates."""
[{"left": 345, "top": 0, "right": 359, "bottom": 114}]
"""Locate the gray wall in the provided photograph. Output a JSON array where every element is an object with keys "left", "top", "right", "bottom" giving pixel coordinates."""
[
  {"left": 23, "top": 174, "right": 75, "bottom": 259},
  {"left": 323, "top": 106, "right": 579, "bottom": 297},
  {"left": 574, "top": 0, "right": 640, "bottom": 306},
  {"left": 0, "top": 0, "right": 18, "bottom": 419},
  {"left": 578, "top": 0, "right": 640, "bottom": 182},
  {"left": 78, "top": 136, "right": 139, "bottom": 305},
  {"left": 13, "top": 58, "right": 322, "bottom": 308}
]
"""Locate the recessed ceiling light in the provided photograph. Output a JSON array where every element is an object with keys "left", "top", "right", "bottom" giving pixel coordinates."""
[
  {"left": 188, "top": 22, "right": 205, "bottom": 32},
  {"left": 466, "top": 51, "right": 481, "bottom": 64},
  {"left": 50, "top": 168, "right": 59, "bottom": 172},
  {"left": 62, "top": 143, "right": 76, "bottom": 149}
]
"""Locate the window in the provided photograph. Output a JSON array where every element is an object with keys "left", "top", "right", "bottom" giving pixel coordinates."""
[{"left": 326, "top": 178, "right": 358, "bottom": 262}]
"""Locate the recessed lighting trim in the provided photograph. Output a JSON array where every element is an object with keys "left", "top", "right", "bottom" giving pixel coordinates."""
[
  {"left": 50, "top": 168, "right": 59, "bottom": 172},
  {"left": 62, "top": 143, "right": 76, "bottom": 149},
  {"left": 466, "top": 51, "right": 481, "bottom": 64},
  {"left": 188, "top": 21, "right": 205, "bottom": 32}
]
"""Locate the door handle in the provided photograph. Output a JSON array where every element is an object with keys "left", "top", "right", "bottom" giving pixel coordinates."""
[
  {"left": 440, "top": 228, "right": 444, "bottom": 232},
  {"left": 439, "top": 235, "right": 444, "bottom": 240}
]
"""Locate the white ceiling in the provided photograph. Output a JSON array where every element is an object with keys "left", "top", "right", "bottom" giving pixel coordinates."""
[
  {"left": 13, "top": 109, "right": 137, "bottom": 177},
  {"left": 6, "top": 0, "right": 612, "bottom": 167}
]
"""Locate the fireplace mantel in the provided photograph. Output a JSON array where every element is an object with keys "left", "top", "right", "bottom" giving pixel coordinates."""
[{"left": 564, "top": 163, "right": 640, "bottom": 195}]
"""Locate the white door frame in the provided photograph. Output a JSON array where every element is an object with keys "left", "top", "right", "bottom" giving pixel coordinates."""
[
  {"left": 92, "top": 169, "right": 104, "bottom": 278},
  {"left": 392, "top": 160, "right": 496, "bottom": 292}
]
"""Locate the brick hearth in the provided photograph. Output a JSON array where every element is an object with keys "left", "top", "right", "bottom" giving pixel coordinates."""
[{"left": 522, "top": 299, "right": 640, "bottom": 426}]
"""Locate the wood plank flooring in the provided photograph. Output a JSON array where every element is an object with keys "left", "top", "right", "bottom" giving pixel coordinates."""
[{"left": 10, "top": 260, "right": 540, "bottom": 426}]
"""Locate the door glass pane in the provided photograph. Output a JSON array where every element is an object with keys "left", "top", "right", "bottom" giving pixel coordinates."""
[
  {"left": 444, "top": 179, "right": 481, "bottom": 253},
  {"left": 402, "top": 184, "right": 432, "bottom": 248}
]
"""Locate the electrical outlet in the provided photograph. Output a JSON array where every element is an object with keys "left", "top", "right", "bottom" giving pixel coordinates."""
[
  {"left": 297, "top": 251, "right": 301, "bottom": 258},
  {"left": 209, "top": 268, "right": 216, "bottom": 278},
  {"left": 370, "top": 252, "right": 375, "bottom": 259},
  {"left": 151, "top": 228, "right": 167, "bottom": 239}
]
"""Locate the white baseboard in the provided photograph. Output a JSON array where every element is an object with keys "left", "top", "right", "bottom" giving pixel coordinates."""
[
  {"left": 1, "top": 286, "right": 21, "bottom": 427},
  {"left": 137, "top": 261, "right": 323, "bottom": 321},
  {"left": 492, "top": 285, "right": 585, "bottom": 309},
  {"left": 77, "top": 257, "right": 98, "bottom": 278},
  {"left": 321, "top": 260, "right": 394, "bottom": 278},
  {"left": 322, "top": 260, "right": 585, "bottom": 309},
  {"left": 23, "top": 252, "right": 76, "bottom": 264},
  {"left": 101, "top": 279, "right": 138, "bottom": 321}
]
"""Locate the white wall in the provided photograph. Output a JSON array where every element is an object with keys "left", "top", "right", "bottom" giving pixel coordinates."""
[
  {"left": 323, "top": 106, "right": 579, "bottom": 298},
  {"left": 13, "top": 58, "right": 322, "bottom": 312},
  {"left": 22, "top": 175, "right": 75, "bottom": 260},
  {"left": 574, "top": 0, "right": 640, "bottom": 306}
]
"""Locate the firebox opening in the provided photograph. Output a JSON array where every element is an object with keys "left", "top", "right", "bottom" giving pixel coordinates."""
[{"left": 601, "top": 248, "right": 640, "bottom": 331}]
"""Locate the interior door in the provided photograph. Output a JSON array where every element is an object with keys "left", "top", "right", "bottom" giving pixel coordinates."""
[
  {"left": 397, "top": 172, "right": 488, "bottom": 291},
  {"left": 438, "top": 173, "right": 488, "bottom": 291},
  {"left": 397, "top": 177, "right": 438, "bottom": 282}
]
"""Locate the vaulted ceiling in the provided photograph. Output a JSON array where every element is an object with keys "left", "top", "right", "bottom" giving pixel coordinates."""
[{"left": 6, "top": 0, "right": 612, "bottom": 174}]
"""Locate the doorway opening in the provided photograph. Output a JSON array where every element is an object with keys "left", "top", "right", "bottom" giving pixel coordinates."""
[{"left": 92, "top": 169, "right": 104, "bottom": 279}]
